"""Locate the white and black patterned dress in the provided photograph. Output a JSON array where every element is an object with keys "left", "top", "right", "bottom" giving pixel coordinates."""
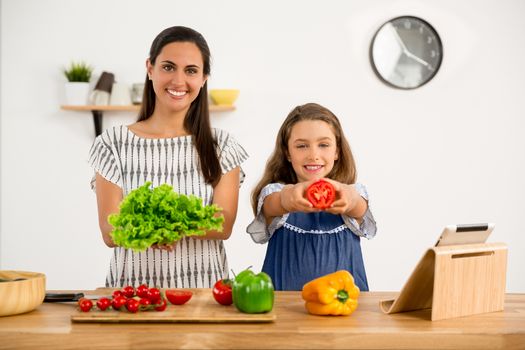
[{"left": 88, "top": 125, "right": 248, "bottom": 288}]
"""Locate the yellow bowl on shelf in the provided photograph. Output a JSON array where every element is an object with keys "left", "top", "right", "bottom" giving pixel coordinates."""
[
  {"left": 210, "top": 89, "right": 239, "bottom": 106},
  {"left": 0, "top": 271, "right": 46, "bottom": 316}
]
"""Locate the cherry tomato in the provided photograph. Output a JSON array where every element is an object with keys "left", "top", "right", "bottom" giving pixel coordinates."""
[
  {"left": 96, "top": 297, "right": 111, "bottom": 311},
  {"left": 112, "top": 290, "right": 123, "bottom": 299},
  {"left": 126, "top": 298, "right": 140, "bottom": 313},
  {"left": 112, "top": 296, "right": 127, "bottom": 310},
  {"left": 136, "top": 284, "right": 150, "bottom": 298},
  {"left": 212, "top": 279, "right": 233, "bottom": 306},
  {"left": 78, "top": 298, "right": 93, "bottom": 312},
  {"left": 154, "top": 298, "right": 167, "bottom": 311},
  {"left": 306, "top": 179, "right": 335, "bottom": 209},
  {"left": 148, "top": 288, "right": 161, "bottom": 303},
  {"left": 138, "top": 298, "right": 151, "bottom": 311},
  {"left": 165, "top": 290, "right": 193, "bottom": 305},
  {"left": 122, "top": 285, "right": 135, "bottom": 298}
]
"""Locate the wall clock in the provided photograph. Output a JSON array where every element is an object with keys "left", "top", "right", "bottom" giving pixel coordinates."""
[{"left": 370, "top": 16, "right": 443, "bottom": 89}]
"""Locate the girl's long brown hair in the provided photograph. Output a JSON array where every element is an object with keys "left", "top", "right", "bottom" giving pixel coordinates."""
[
  {"left": 138, "top": 26, "right": 221, "bottom": 186},
  {"left": 251, "top": 103, "right": 357, "bottom": 214}
]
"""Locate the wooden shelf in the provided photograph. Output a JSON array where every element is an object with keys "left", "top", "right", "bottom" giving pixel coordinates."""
[{"left": 61, "top": 104, "right": 236, "bottom": 137}]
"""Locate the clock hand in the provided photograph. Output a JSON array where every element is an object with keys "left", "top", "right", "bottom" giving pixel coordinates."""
[
  {"left": 405, "top": 51, "right": 432, "bottom": 68},
  {"left": 388, "top": 24, "right": 433, "bottom": 68},
  {"left": 388, "top": 24, "right": 410, "bottom": 53}
]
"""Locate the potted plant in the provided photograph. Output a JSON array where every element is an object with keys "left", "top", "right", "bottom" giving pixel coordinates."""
[{"left": 63, "top": 61, "right": 93, "bottom": 105}]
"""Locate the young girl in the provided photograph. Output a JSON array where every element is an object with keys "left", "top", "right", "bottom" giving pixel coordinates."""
[
  {"left": 247, "top": 103, "right": 376, "bottom": 291},
  {"left": 88, "top": 26, "right": 248, "bottom": 288}
]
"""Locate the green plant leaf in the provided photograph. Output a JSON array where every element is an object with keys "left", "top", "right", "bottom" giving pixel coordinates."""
[{"left": 64, "top": 61, "right": 93, "bottom": 82}]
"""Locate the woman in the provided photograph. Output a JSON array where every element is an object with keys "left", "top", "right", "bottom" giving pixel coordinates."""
[{"left": 89, "top": 26, "right": 248, "bottom": 288}]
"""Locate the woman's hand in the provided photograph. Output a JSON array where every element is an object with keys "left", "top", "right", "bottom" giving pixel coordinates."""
[
  {"left": 151, "top": 242, "right": 177, "bottom": 251},
  {"left": 322, "top": 179, "right": 367, "bottom": 221}
]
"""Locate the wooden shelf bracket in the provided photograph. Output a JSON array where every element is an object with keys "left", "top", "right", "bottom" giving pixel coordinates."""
[{"left": 92, "top": 110, "right": 103, "bottom": 137}]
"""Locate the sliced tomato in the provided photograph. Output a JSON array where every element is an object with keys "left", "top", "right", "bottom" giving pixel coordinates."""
[
  {"left": 306, "top": 179, "right": 335, "bottom": 209},
  {"left": 165, "top": 289, "right": 193, "bottom": 305}
]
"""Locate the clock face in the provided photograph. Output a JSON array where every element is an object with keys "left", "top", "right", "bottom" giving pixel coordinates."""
[{"left": 370, "top": 16, "right": 443, "bottom": 89}]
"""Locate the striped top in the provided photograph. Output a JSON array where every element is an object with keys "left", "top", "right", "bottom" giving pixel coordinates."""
[{"left": 88, "top": 125, "right": 248, "bottom": 288}]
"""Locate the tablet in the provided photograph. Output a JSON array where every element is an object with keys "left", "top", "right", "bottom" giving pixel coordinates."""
[{"left": 435, "top": 223, "right": 495, "bottom": 247}]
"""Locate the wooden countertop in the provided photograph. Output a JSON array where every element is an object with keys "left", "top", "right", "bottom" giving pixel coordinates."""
[{"left": 1, "top": 291, "right": 524, "bottom": 349}]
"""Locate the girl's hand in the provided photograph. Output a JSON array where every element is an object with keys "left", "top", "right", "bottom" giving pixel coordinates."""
[
  {"left": 323, "top": 179, "right": 364, "bottom": 218},
  {"left": 280, "top": 181, "right": 320, "bottom": 213}
]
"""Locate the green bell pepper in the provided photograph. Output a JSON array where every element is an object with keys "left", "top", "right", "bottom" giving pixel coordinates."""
[{"left": 232, "top": 269, "right": 274, "bottom": 313}]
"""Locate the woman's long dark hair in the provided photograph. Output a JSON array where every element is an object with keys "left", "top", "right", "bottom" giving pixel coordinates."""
[{"left": 138, "top": 26, "right": 221, "bottom": 186}]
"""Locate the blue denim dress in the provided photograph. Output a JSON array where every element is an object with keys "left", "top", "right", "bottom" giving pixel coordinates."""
[{"left": 261, "top": 211, "right": 369, "bottom": 291}]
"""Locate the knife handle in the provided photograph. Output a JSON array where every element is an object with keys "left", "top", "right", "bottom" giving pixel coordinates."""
[{"left": 44, "top": 292, "right": 85, "bottom": 302}]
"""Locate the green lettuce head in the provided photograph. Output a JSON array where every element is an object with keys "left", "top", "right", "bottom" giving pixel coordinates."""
[{"left": 108, "top": 182, "right": 224, "bottom": 251}]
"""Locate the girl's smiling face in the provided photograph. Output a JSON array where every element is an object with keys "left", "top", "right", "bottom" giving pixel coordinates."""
[
  {"left": 287, "top": 120, "right": 339, "bottom": 183},
  {"left": 147, "top": 41, "right": 207, "bottom": 114}
]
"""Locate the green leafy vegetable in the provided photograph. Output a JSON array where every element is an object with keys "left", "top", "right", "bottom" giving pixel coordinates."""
[{"left": 108, "top": 182, "right": 224, "bottom": 251}]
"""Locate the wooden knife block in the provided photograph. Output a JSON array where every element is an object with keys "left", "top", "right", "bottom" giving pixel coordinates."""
[{"left": 380, "top": 242, "right": 507, "bottom": 321}]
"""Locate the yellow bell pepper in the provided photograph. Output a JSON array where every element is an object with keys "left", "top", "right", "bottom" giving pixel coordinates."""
[{"left": 301, "top": 270, "right": 360, "bottom": 316}]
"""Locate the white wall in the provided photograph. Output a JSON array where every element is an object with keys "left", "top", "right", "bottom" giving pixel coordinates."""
[{"left": 1, "top": 0, "right": 524, "bottom": 292}]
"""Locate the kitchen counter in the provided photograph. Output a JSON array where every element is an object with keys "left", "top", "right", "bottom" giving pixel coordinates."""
[{"left": 1, "top": 291, "right": 524, "bottom": 349}]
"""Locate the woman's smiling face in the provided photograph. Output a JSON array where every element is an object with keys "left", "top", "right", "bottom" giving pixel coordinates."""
[
  {"left": 287, "top": 120, "right": 339, "bottom": 183},
  {"left": 147, "top": 41, "right": 207, "bottom": 113}
]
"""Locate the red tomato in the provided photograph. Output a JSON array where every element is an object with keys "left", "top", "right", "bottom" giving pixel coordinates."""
[
  {"left": 112, "top": 290, "right": 123, "bottom": 299},
  {"left": 165, "top": 290, "right": 193, "bottom": 305},
  {"left": 78, "top": 298, "right": 93, "bottom": 312},
  {"left": 112, "top": 296, "right": 127, "bottom": 310},
  {"left": 138, "top": 297, "right": 151, "bottom": 309},
  {"left": 148, "top": 288, "right": 161, "bottom": 303},
  {"left": 136, "top": 284, "right": 150, "bottom": 298},
  {"left": 121, "top": 285, "right": 135, "bottom": 298},
  {"left": 96, "top": 297, "right": 111, "bottom": 311},
  {"left": 125, "top": 298, "right": 140, "bottom": 313},
  {"left": 154, "top": 298, "right": 167, "bottom": 311},
  {"left": 212, "top": 279, "right": 233, "bottom": 306},
  {"left": 306, "top": 179, "right": 335, "bottom": 209}
]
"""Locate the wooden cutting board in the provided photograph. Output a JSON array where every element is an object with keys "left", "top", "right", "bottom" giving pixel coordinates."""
[{"left": 71, "top": 288, "right": 276, "bottom": 323}]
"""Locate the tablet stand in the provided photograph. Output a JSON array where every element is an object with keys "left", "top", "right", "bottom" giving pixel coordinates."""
[{"left": 380, "top": 242, "right": 507, "bottom": 321}]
